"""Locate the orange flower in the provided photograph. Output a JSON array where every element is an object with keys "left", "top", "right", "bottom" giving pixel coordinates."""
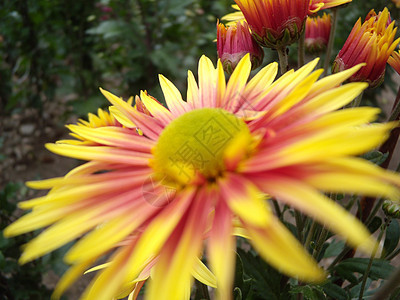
[
  {"left": 305, "top": 13, "right": 332, "bottom": 53},
  {"left": 234, "top": 0, "right": 309, "bottom": 49},
  {"left": 332, "top": 8, "right": 400, "bottom": 88},
  {"left": 389, "top": 50, "right": 400, "bottom": 75},
  {"left": 217, "top": 21, "right": 264, "bottom": 73}
]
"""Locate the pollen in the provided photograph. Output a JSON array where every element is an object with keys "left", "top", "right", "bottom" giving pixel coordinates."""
[{"left": 152, "top": 108, "right": 251, "bottom": 185}]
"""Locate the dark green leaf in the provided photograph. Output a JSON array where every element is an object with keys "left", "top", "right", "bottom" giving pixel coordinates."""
[
  {"left": 323, "top": 239, "right": 345, "bottom": 258},
  {"left": 290, "top": 285, "right": 325, "bottom": 300},
  {"left": 0, "top": 250, "right": 5, "bottom": 268},
  {"left": 367, "top": 216, "right": 382, "bottom": 234},
  {"left": 361, "top": 150, "right": 388, "bottom": 166},
  {"left": 383, "top": 219, "right": 400, "bottom": 258},
  {"left": 334, "top": 258, "right": 394, "bottom": 281},
  {"left": 322, "top": 281, "right": 348, "bottom": 300}
]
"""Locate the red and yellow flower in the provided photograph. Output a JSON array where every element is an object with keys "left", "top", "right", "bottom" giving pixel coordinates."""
[
  {"left": 217, "top": 21, "right": 264, "bottom": 73},
  {"left": 332, "top": 8, "right": 400, "bottom": 88},
  {"left": 5, "top": 55, "right": 400, "bottom": 300},
  {"left": 389, "top": 50, "right": 400, "bottom": 75},
  {"left": 233, "top": 0, "right": 310, "bottom": 48},
  {"left": 305, "top": 13, "right": 332, "bottom": 53}
]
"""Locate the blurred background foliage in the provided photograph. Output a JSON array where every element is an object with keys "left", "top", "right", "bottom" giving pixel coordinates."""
[
  {"left": 0, "top": 0, "right": 400, "bottom": 299},
  {"left": 0, "top": 0, "right": 234, "bottom": 116},
  {"left": 0, "top": 0, "right": 398, "bottom": 116}
]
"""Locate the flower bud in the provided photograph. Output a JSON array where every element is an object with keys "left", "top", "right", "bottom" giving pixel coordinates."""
[
  {"left": 382, "top": 199, "right": 400, "bottom": 219},
  {"left": 234, "top": 0, "right": 309, "bottom": 49},
  {"left": 332, "top": 8, "right": 400, "bottom": 88},
  {"left": 217, "top": 21, "right": 264, "bottom": 74},
  {"left": 305, "top": 13, "right": 331, "bottom": 54}
]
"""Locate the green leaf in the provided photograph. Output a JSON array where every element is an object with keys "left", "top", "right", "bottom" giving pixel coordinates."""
[
  {"left": 367, "top": 216, "right": 382, "bottom": 234},
  {"left": 237, "top": 247, "right": 288, "bottom": 299},
  {"left": 234, "top": 251, "right": 251, "bottom": 299},
  {"left": 86, "top": 20, "right": 126, "bottom": 39},
  {"left": 361, "top": 150, "right": 388, "bottom": 166},
  {"left": 350, "top": 278, "right": 372, "bottom": 299},
  {"left": 322, "top": 281, "right": 348, "bottom": 300},
  {"left": 290, "top": 285, "right": 325, "bottom": 300},
  {"left": 0, "top": 250, "right": 5, "bottom": 268},
  {"left": 382, "top": 219, "right": 400, "bottom": 258},
  {"left": 334, "top": 258, "right": 395, "bottom": 281},
  {"left": 323, "top": 239, "right": 345, "bottom": 258}
]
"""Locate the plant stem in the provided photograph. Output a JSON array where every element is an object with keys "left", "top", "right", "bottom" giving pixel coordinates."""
[
  {"left": 364, "top": 198, "right": 385, "bottom": 227},
  {"left": 327, "top": 246, "right": 352, "bottom": 271},
  {"left": 295, "top": 210, "right": 304, "bottom": 243},
  {"left": 304, "top": 221, "right": 318, "bottom": 252},
  {"left": 351, "top": 91, "right": 364, "bottom": 108},
  {"left": 272, "top": 199, "right": 282, "bottom": 219},
  {"left": 388, "top": 84, "right": 400, "bottom": 121},
  {"left": 277, "top": 47, "right": 289, "bottom": 75},
  {"left": 298, "top": 30, "right": 305, "bottom": 68},
  {"left": 358, "top": 218, "right": 391, "bottom": 300},
  {"left": 313, "top": 227, "right": 329, "bottom": 260},
  {"left": 323, "top": 8, "right": 338, "bottom": 77}
]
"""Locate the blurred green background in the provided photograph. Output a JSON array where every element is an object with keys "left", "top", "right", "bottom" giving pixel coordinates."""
[{"left": 0, "top": 0, "right": 399, "bottom": 299}]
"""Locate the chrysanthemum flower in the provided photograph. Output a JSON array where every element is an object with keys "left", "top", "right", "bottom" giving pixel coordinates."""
[
  {"left": 234, "top": 0, "right": 310, "bottom": 48},
  {"left": 309, "top": 0, "right": 352, "bottom": 12},
  {"left": 305, "top": 13, "right": 332, "bottom": 53},
  {"left": 222, "top": 0, "right": 350, "bottom": 27},
  {"left": 5, "top": 54, "right": 400, "bottom": 300},
  {"left": 217, "top": 21, "right": 264, "bottom": 74},
  {"left": 332, "top": 8, "right": 400, "bottom": 88},
  {"left": 389, "top": 50, "right": 400, "bottom": 75}
]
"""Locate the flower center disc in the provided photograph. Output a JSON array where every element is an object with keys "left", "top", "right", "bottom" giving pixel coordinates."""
[{"left": 152, "top": 108, "right": 250, "bottom": 185}]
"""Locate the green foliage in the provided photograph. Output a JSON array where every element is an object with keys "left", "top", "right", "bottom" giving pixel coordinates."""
[
  {"left": 382, "top": 219, "right": 400, "bottom": 258},
  {"left": 236, "top": 247, "right": 292, "bottom": 300},
  {"left": 0, "top": 183, "right": 70, "bottom": 300},
  {"left": 0, "top": 0, "right": 231, "bottom": 115},
  {"left": 0, "top": 182, "right": 52, "bottom": 299}
]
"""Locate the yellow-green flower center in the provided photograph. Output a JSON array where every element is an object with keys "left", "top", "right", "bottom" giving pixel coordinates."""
[{"left": 152, "top": 108, "right": 250, "bottom": 185}]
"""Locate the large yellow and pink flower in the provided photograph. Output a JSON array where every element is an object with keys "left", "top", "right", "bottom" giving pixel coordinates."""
[
  {"left": 5, "top": 55, "right": 400, "bottom": 300},
  {"left": 332, "top": 8, "right": 400, "bottom": 88}
]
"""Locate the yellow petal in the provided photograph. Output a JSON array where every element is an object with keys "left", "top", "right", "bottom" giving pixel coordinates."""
[
  {"left": 259, "top": 178, "right": 377, "bottom": 254},
  {"left": 192, "top": 257, "right": 217, "bottom": 288},
  {"left": 246, "top": 217, "right": 326, "bottom": 282}
]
